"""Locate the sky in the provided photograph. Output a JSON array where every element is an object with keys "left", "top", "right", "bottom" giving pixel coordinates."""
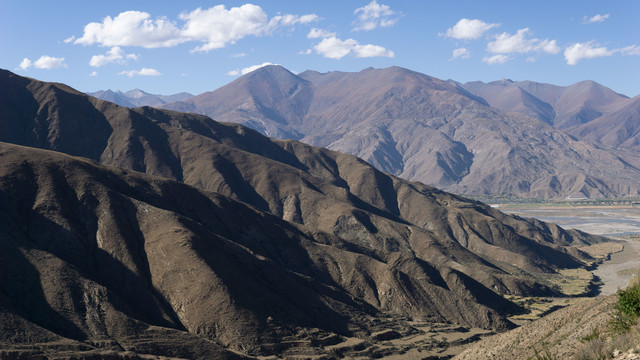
[{"left": 2, "top": 0, "right": 639, "bottom": 97}]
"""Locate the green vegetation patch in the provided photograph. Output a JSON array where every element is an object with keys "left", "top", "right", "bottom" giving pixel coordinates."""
[
  {"left": 612, "top": 279, "right": 640, "bottom": 332},
  {"left": 549, "top": 268, "right": 595, "bottom": 296}
]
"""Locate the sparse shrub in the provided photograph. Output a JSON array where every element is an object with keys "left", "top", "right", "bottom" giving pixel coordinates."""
[
  {"left": 581, "top": 328, "right": 600, "bottom": 343},
  {"left": 612, "top": 278, "right": 640, "bottom": 332},
  {"left": 529, "top": 347, "right": 556, "bottom": 360},
  {"left": 576, "top": 337, "right": 609, "bottom": 360}
]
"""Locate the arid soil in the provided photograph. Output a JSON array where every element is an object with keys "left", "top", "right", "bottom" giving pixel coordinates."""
[{"left": 453, "top": 296, "right": 617, "bottom": 360}]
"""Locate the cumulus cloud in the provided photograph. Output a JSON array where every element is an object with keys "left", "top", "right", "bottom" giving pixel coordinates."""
[
  {"left": 443, "top": 18, "right": 500, "bottom": 40},
  {"left": 564, "top": 41, "right": 616, "bottom": 65},
  {"left": 19, "top": 58, "right": 32, "bottom": 70},
  {"left": 180, "top": 5, "right": 317, "bottom": 52},
  {"left": 75, "top": 11, "right": 184, "bottom": 48},
  {"left": 227, "top": 62, "right": 277, "bottom": 76},
  {"left": 487, "top": 28, "right": 560, "bottom": 54},
  {"left": 313, "top": 36, "right": 394, "bottom": 59},
  {"left": 180, "top": 4, "right": 267, "bottom": 52},
  {"left": 89, "top": 71, "right": 98, "bottom": 76},
  {"left": 72, "top": 5, "right": 318, "bottom": 53},
  {"left": 89, "top": 47, "right": 139, "bottom": 67},
  {"left": 450, "top": 47, "right": 470, "bottom": 60},
  {"left": 314, "top": 37, "right": 357, "bottom": 59},
  {"left": 307, "top": 28, "right": 336, "bottom": 39},
  {"left": 563, "top": 42, "right": 640, "bottom": 65},
  {"left": 19, "top": 55, "right": 67, "bottom": 70},
  {"left": 483, "top": 54, "right": 510, "bottom": 65},
  {"left": 305, "top": 27, "right": 393, "bottom": 59},
  {"left": 118, "top": 68, "right": 161, "bottom": 77},
  {"left": 353, "top": 0, "right": 400, "bottom": 31},
  {"left": 583, "top": 14, "right": 610, "bottom": 24}
]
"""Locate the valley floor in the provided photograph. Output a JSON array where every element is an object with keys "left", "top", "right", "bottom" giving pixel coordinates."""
[{"left": 502, "top": 205, "right": 640, "bottom": 294}]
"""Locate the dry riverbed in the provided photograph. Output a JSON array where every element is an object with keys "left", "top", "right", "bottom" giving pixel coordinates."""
[{"left": 501, "top": 205, "right": 640, "bottom": 294}]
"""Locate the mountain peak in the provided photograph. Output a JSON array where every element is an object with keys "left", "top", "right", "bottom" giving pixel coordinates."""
[{"left": 125, "top": 88, "right": 151, "bottom": 98}]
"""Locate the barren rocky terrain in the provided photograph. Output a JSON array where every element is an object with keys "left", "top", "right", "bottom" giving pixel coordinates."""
[{"left": 0, "top": 69, "right": 618, "bottom": 358}]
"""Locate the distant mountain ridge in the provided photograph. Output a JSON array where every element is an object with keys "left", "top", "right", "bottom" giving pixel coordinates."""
[
  {"left": 459, "top": 78, "right": 629, "bottom": 129},
  {"left": 160, "top": 65, "right": 640, "bottom": 199},
  {"left": 87, "top": 88, "right": 193, "bottom": 107}
]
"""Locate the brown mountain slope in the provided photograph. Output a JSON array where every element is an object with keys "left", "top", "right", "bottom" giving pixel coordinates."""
[
  {"left": 162, "top": 66, "right": 640, "bottom": 198},
  {"left": 0, "top": 141, "right": 592, "bottom": 357},
  {"left": 566, "top": 95, "right": 640, "bottom": 150},
  {"left": 460, "top": 79, "right": 556, "bottom": 125},
  {"left": 0, "top": 141, "right": 522, "bottom": 357},
  {"left": 453, "top": 296, "right": 618, "bottom": 360},
  {"left": 551, "top": 80, "right": 629, "bottom": 129},
  {"left": 162, "top": 65, "right": 310, "bottom": 139},
  {"left": 487, "top": 79, "right": 629, "bottom": 129}
]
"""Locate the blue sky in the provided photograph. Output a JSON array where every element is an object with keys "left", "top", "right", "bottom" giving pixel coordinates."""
[{"left": 2, "top": 1, "right": 639, "bottom": 97}]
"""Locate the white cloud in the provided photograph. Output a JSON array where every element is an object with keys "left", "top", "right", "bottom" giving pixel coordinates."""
[
  {"left": 268, "top": 13, "right": 319, "bottom": 29},
  {"left": 307, "top": 28, "right": 336, "bottom": 39},
  {"left": 487, "top": 28, "right": 560, "bottom": 54},
  {"left": 444, "top": 18, "right": 500, "bottom": 40},
  {"left": 227, "top": 62, "right": 277, "bottom": 76},
  {"left": 563, "top": 42, "right": 640, "bottom": 65},
  {"left": 313, "top": 36, "right": 393, "bottom": 59},
  {"left": 75, "top": 11, "right": 184, "bottom": 48},
  {"left": 64, "top": 36, "right": 75, "bottom": 43},
  {"left": 564, "top": 41, "right": 616, "bottom": 65},
  {"left": 180, "top": 4, "right": 267, "bottom": 52},
  {"left": 353, "top": 0, "right": 400, "bottom": 31},
  {"left": 89, "top": 71, "right": 98, "bottom": 76},
  {"left": 621, "top": 45, "right": 640, "bottom": 56},
  {"left": 180, "top": 5, "right": 317, "bottom": 53},
  {"left": 583, "top": 14, "right": 610, "bottom": 24},
  {"left": 230, "top": 52, "right": 247, "bottom": 57},
  {"left": 450, "top": 47, "right": 470, "bottom": 60},
  {"left": 73, "top": 5, "right": 317, "bottom": 53},
  {"left": 298, "top": 49, "right": 313, "bottom": 55},
  {"left": 483, "top": 54, "right": 510, "bottom": 65},
  {"left": 118, "top": 67, "right": 162, "bottom": 77},
  {"left": 35, "top": 56, "right": 67, "bottom": 69},
  {"left": 20, "top": 55, "right": 67, "bottom": 70},
  {"left": 354, "top": 44, "right": 394, "bottom": 58},
  {"left": 89, "top": 47, "right": 139, "bottom": 67},
  {"left": 314, "top": 37, "right": 356, "bottom": 59},
  {"left": 19, "top": 58, "right": 32, "bottom": 70}
]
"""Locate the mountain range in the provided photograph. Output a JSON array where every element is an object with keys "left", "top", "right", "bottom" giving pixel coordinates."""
[
  {"left": 88, "top": 88, "right": 193, "bottom": 108},
  {"left": 0, "top": 68, "right": 608, "bottom": 358},
  {"left": 160, "top": 65, "right": 640, "bottom": 199}
]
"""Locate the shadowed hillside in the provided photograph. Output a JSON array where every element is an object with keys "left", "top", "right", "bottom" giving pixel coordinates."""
[{"left": 0, "top": 69, "right": 612, "bottom": 357}]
